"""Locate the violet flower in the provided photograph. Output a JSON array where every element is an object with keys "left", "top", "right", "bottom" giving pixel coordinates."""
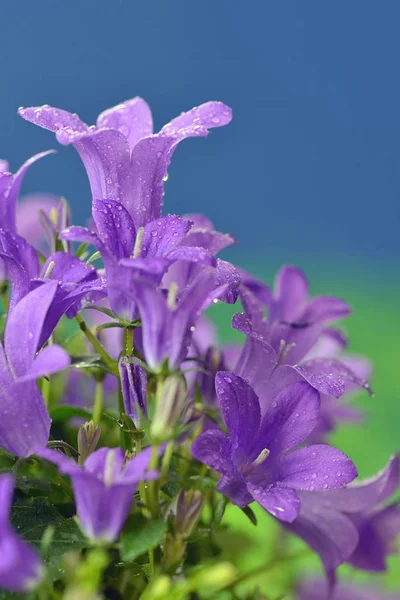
[
  {"left": 297, "top": 578, "right": 400, "bottom": 600},
  {"left": 0, "top": 282, "right": 70, "bottom": 457},
  {"left": 38, "top": 447, "right": 158, "bottom": 542},
  {"left": 192, "top": 373, "right": 357, "bottom": 522},
  {"left": 119, "top": 358, "right": 147, "bottom": 426},
  {"left": 127, "top": 270, "right": 230, "bottom": 372},
  {"left": 61, "top": 203, "right": 215, "bottom": 320},
  {"left": 0, "top": 475, "right": 44, "bottom": 592},
  {"left": 233, "top": 268, "right": 371, "bottom": 416},
  {"left": 18, "top": 99, "right": 232, "bottom": 229},
  {"left": 285, "top": 455, "right": 400, "bottom": 581}
]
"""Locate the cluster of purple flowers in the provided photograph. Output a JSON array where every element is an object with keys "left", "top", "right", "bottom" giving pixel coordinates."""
[{"left": 0, "top": 97, "right": 398, "bottom": 599}]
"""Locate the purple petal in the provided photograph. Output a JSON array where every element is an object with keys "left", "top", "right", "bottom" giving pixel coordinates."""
[
  {"left": 191, "top": 429, "right": 236, "bottom": 478},
  {"left": 119, "top": 359, "right": 147, "bottom": 425},
  {"left": 84, "top": 447, "right": 125, "bottom": 479},
  {"left": 213, "top": 260, "right": 240, "bottom": 304},
  {"left": 160, "top": 101, "right": 232, "bottom": 133},
  {"left": 302, "top": 296, "right": 352, "bottom": 324},
  {"left": 179, "top": 228, "right": 237, "bottom": 255},
  {"left": 5, "top": 281, "right": 58, "bottom": 376},
  {"left": 128, "top": 279, "right": 169, "bottom": 370},
  {"left": 254, "top": 382, "right": 320, "bottom": 459},
  {"left": 0, "top": 474, "right": 13, "bottom": 524},
  {"left": 217, "top": 475, "right": 253, "bottom": 507},
  {"left": 142, "top": 215, "right": 192, "bottom": 258},
  {"left": 0, "top": 530, "right": 44, "bottom": 592},
  {"left": 0, "top": 151, "right": 55, "bottom": 233},
  {"left": 96, "top": 97, "right": 153, "bottom": 152},
  {"left": 166, "top": 246, "right": 216, "bottom": 267},
  {"left": 0, "top": 381, "right": 50, "bottom": 457},
  {"left": 215, "top": 372, "right": 261, "bottom": 465},
  {"left": 16, "top": 345, "right": 70, "bottom": 384},
  {"left": 286, "top": 490, "right": 359, "bottom": 570},
  {"left": 70, "top": 130, "right": 132, "bottom": 207},
  {"left": 119, "top": 256, "right": 169, "bottom": 275},
  {"left": 247, "top": 483, "right": 300, "bottom": 522},
  {"left": 42, "top": 251, "right": 97, "bottom": 286},
  {"left": 92, "top": 199, "right": 136, "bottom": 259},
  {"left": 123, "top": 447, "right": 160, "bottom": 482},
  {"left": 16, "top": 194, "right": 59, "bottom": 249},
  {"left": 296, "top": 358, "right": 372, "bottom": 397},
  {"left": 18, "top": 105, "right": 88, "bottom": 134},
  {"left": 271, "top": 265, "right": 309, "bottom": 322},
  {"left": 234, "top": 336, "right": 277, "bottom": 399},
  {"left": 280, "top": 444, "right": 357, "bottom": 491}
]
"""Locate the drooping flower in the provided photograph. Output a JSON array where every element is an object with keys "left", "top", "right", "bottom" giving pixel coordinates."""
[
  {"left": 0, "top": 282, "right": 70, "bottom": 457},
  {"left": 297, "top": 578, "right": 400, "bottom": 600},
  {"left": 192, "top": 373, "right": 357, "bottom": 522},
  {"left": 0, "top": 474, "right": 44, "bottom": 592},
  {"left": 18, "top": 99, "right": 232, "bottom": 229},
  {"left": 285, "top": 455, "right": 400, "bottom": 582},
  {"left": 38, "top": 446, "right": 158, "bottom": 542}
]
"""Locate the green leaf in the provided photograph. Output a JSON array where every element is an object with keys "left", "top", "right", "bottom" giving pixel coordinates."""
[
  {"left": 241, "top": 505, "right": 257, "bottom": 526},
  {"left": 49, "top": 405, "right": 92, "bottom": 423},
  {"left": 11, "top": 497, "right": 86, "bottom": 572},
  {"left": 70, "top": 354, "right": 106, "bottom": 370},
  {"left": 120, "top": 515, "right": 167, "bottom": 562},
  {"left": 75, "top": 242, "right": 89, "bottom": 258}
]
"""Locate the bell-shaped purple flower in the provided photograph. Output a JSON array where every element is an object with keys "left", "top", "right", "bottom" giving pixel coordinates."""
[
  {"left": 0, "top": 282, "right": 70, "bottom": 457},
  {"left": 192, "top": 373, "right": 357, "bottom": 522},
  {"left": 0, "top": 475, "right": 44, "bottom": 592},
  {"left": 38, "top": 446, "right": 158, "bottom": 542},
  {"left": 18, "top": 99, "right": 232, "bottom": 229},
  {"left": 127, "top": 270, "right": 229, "bottom": 372}
]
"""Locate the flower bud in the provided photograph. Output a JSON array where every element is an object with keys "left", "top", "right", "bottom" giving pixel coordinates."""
[
  {"left": 119, "top": 358, "right": 147, "bottom": 428},
  {"left": 150, "top": 375, "right": 187, "bottom": 442},
  {"left": 77, "top": 420, "right": 100, "bottom": 465},
  {"left": 174, "top": 489, "right": 203, "bottom": 537},
  {"left": 190, "top": 561, "right": 236, "bottom": 589}
]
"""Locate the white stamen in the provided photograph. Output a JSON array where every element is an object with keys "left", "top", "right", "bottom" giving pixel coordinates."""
[
  {"left": 132, "top": 226, "right": 145, "bottom": 258},
  {"left": 252, "top": 448, "right": 270, "bottom": 467},
  {"left": 43, "top": 260, "right": 56, "bottom": 279},
  {"left": 168, "top": 282, "right": 178, "bottom": 310}
]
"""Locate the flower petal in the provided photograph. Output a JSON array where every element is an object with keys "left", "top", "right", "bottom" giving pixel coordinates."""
[
  {"left": 191, "top": 429, "right": 236, "bottom": 478},
  {"left": 302, "top": 296, "right": 351, "bottom": 324},
  {"left": 254, "top": 381, "right": 320, "bottom": 459},
  {"left": 271, "top": 265, "right": 309, "bottom": 322},
  {"left": 96, "top": 97, "right": 153, "bottom": 152},
  {"left": 142, "top": 215, "right": 192, "bottom": 258},
  {"left": 5, "top": 281, "right": 58, "bottom": 376},
  {"left": 92, "top": 199, "right": 136, "bottom": 259},
  {"left": 215, "top": 372, "right": 261, "bottom": 465},
  {"left": 16, "top": 345, "right": 70, "bottom": 384},
  {"left": 18, "top": 105, "right": 88, "bottom": 134},
  {"left": 160, "top": 101, "right": 232, "bottom": 133},
  {"left": 247, "top": 483, "right": 300, "bottom": 522},
  {"left": 279, "top": 444, "right": 357, "bottom": 491}
]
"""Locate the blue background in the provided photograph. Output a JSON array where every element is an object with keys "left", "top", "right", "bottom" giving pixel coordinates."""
[{"left": 1, "top": 0, "right": 399, "bottom": 267}]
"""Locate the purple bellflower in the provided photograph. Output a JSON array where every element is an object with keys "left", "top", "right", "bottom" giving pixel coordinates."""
[
  {"left": 0, "top": 282, "right": 70, "bottom": 457},
  {"left": 0, "top": 475, "right": 44, "bottom": 592},
  {"left": 38, "top": 446, "right": 158, "bottom": 542},
  {"left": 192, "top": 373, "right": 357, "bottom": 522},
  {"left": 61, "top": 203, "right": 215, "bottom": 321},
  {"left": 18, "top": 99, "right": 232, "bottom": 229},
  {"left": 297, "top": 578, "right": 400, "bottom": 600},
  {"left": 233, "top": 267, "right": 371, "bottom": 416},
  {"left": 127, "top": 270, "right": 230, "bottom": 372},
  {"left": 285, "top": 455, "right": 400, "bottom": 582}
]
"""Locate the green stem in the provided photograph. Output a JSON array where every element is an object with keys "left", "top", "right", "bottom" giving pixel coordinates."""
[
  {"left": 146, "top": 445, "right": 160, "bottom": 518},
  {"left": 93, "top": 380, "right": 103, "bottom": 425},
  {"left": 148, "top": 548, "right": 155, "bottom": 579},
  {"left": 216, "top": 548, "right": 311, "bottom": 595},
  {"left": 75, "top": 314, "right": 118, "bottom": 375},
  {"left": 160, "top": 440, "right": 174, "bottom": 485},
  {"left": 41, "top": 377, "right": 51, "bottom": 407},
  {"left": 124, "top": 326, "right": 134, "bottom": 355}
]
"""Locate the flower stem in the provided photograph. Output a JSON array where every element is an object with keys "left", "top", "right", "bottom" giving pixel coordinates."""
[
  {"left": 124, "top": 326, "right": 134, "bottom": 355},
  {"left": 146, "top": 444, "right": 160, "bottom": 518},
  {"left": 93, "top": 380, "right": 103, "bottom": 426},
  {"left": 75, "top": 314, "right": 119, "bottom": 375}
]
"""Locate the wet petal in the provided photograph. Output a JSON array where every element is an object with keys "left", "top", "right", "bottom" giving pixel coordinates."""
[
  {"left": 96, "top": 97, "right": 153, "bottom": 151},
  {"left": 92, "top": 199, "right": 136, "bottom": 259},
  {"left": 160, "top": 101, "right": 232, "bottom": 133},
  {"left": 279, "top": 444, "right": 357, "bottom": 491},
  {"left": 142, "top": 215, "right": 192, "bottom": 258},
  {"left": 16, "top": 346, "right": 70, "bottom": 384},
  {"left": 215, "top": 372, "right": 260, "bottom": 465},
  {"left": 191, "top": 429, "right": 236, "bottom": 478},
  {"left": 247, "top": 483, "right": 300, "bottom": 522}
]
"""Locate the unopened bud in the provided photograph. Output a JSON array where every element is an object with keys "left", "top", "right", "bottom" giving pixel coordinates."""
[
  {"left": 150, "top": 375, "right": 187, "bottom": 442},
  {"left": 175, "top": 489, "right": 203, "bottom": 536},
  {"left": 78, "top": 421, "right": 100, "bottom": 465},
  {"left": 192, "top": 562, "right": 236, "bottom": 589},
  {"left": 139, "top": 575, "right": 171, "bottom": 600}
]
